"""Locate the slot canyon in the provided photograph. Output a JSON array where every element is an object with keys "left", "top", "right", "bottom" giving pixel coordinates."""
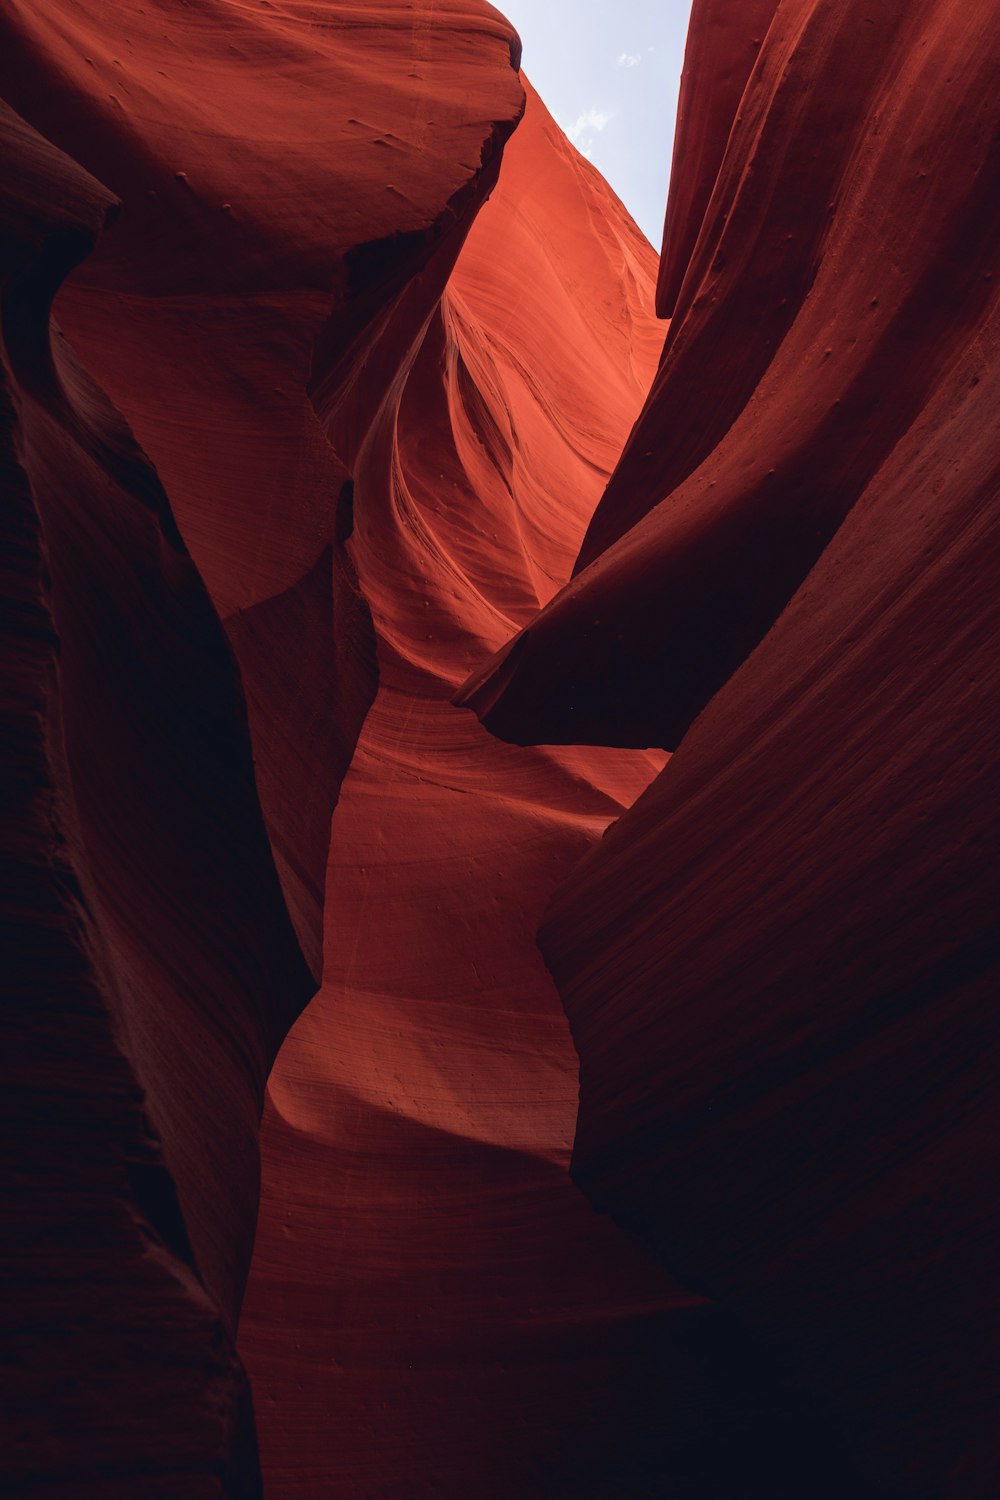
[{"left": 2, "top": 1, "right": 998, "bottom": 1496}]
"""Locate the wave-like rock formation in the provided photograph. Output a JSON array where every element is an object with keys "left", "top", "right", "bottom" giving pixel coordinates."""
[
  {"left": 0, "top": 98, "right": 312, "bottom": 1494},
  {"left": 0, "top": 0, "right": 527, "bottom": 976},
  {"left": 463, "top": 2, "right": 1000, "bottom": 1496},
  {"left": 237, "top": 82, "right": 780, "bottom": 1499},
  {"left": 3, "top": 0, "right": 998, "bottom": 1496},
  {"left": 0, "top": 1, "right": 522, "bottom": 1492},
  {"left": 460, "top": 0, "right": 1000, "bottom": 751}
]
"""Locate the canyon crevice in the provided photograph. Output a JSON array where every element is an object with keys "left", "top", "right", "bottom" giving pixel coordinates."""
[{"left": 2, "top": 1, "right": 997, "bottom": 1496}]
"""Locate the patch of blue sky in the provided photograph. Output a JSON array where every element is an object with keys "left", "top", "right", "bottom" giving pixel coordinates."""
[{"left": 495, "top": 0, "right": 693, "bottom": 245}]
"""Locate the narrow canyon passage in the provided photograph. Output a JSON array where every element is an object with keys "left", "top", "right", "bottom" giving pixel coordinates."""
[
  {"left": 236, "top": 89, "right": 694, "bottom": 1496},
  {"left": 4, "top": 1, "right": 998, "bottom": 1495},
  {"left": 239, "top": 84, "right": 836, "bottom": 1498}
]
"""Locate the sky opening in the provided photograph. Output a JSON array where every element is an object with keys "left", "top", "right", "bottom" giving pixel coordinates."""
[{"left": 495, "top": 0, "right": 694, "bottom": 246}]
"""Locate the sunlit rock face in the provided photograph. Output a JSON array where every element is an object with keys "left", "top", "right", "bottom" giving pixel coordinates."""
[{"left": 3, "top": 0, "right": 998, "bottom": 1496}]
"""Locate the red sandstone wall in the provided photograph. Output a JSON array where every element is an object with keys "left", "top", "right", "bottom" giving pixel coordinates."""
[
  {"left": 4, "top": 1, "right": 998, "bottom": 1495},
  {"left": 464, "top": 4, "right": 1000, "bottom": 1494}
]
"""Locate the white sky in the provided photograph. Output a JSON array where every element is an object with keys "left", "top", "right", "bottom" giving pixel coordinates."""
[{"left": 495, "top": 0, "right": 693, "bottom": 246}]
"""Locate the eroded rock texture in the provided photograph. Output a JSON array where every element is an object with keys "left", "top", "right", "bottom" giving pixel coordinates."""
[
  {"left": 238, "top": 82, "right": 775, "bottom": 1500},
  {"left": 0, "top": 0, "right": 527, "bottom": 977},
  {"left": 237, "top": 85, "right": 861, "bottom": 1497},
  {"left": 460, "top": 0, "right": 1000, "bottom": 751},
  {"left": 0, "top": 99, "right": 311, "bottom": 1496},
  {"left": 0, "top": 1, "right": 523, "bottom": 1493},
  {"left": 4, "top": 0, "right": 998, "bottom": 1495},
  {"left": 464, "top": 2, "right": 1000, "bottom": 1496}
]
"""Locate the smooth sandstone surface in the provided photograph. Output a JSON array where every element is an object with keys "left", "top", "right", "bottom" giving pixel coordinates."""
[
  {"left": 0, "top": 2, "right": 525, "bottom": 1494},
  {"left": 3, "top": 0, "right": 998, "bottom": 1495},
  {"left": 0, "top": 0, "right": 525, "bottom": 611},
  {"left": 238, "top": 83, "right": 728, "bottom": 1499},
  {"left": 1, "top": 0, "right": 526, "bottom": 978},
  {"left": 0, "top": 98, "right": 310, "bottom": 1495},
  {"left": 656, "top": 0, "right": 780, "bottom": 319},
  {"left": 241, "top": 74, "right": 856, "bottom": 1500},
  {"left": 462, "top": 2, "right": 1000, "bottom": 1494},
  {"left": 459, "top": 0, "right": 1000, "bottom": 750},
  {"left": 235, "top": 61, "right": 851, "bottom": 1494}
]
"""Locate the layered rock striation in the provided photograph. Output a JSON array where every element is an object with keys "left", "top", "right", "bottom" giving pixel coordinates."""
[
  {"left": 0, "top": 98, "right": 311, "bottom": 1496},
  {"left": 238, "top": 81, "right": 755, "bottom": 1499},
  {"left": 463, "top": 2, "right": 1000, "bottom": 1495},
  {"left": 4, "top": 0, "right": 998, "bottom": 1496},
  {"left": 0, "top": 2, "right": 526, "bottom": 1492}
]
